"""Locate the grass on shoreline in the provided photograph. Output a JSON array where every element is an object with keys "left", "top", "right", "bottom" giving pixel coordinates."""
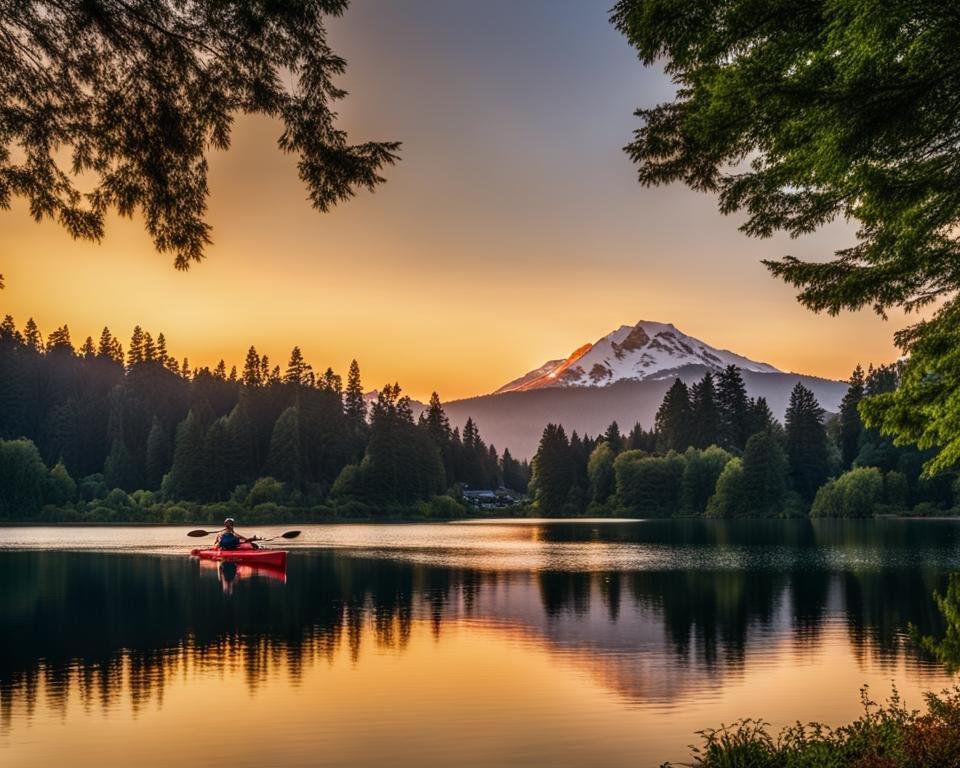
[{"left": 664, "top": 686, "right": 960, "bottom": 768}]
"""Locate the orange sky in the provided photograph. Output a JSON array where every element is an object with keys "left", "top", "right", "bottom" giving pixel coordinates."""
[{"left": 0, "top": 1, "right": 914, "bottom": 401}]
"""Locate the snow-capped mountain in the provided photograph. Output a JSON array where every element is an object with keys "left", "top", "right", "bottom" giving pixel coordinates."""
[{"left": 495, "top": 321, "right": 780, "bottom": 394}]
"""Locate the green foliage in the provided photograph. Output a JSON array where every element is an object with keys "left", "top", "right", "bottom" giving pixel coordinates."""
[
  {"left": 266, "top": 407, "right": 302, "bottom": 486},
  {"left": 416, "top": 495, "right": 468, "bottom": 519},
  {"left": 46, "top": 459, "right": 77, "bottom": 506},
  {"left": 2, "top": 0, "right": 399, "bottom": 268},
  {"left": 914, "top": 573, "right": 960, "bottom": 674},
  {"left": 663, "top": 686, "right": 960, "bottom": 768},
  {"left": 530, "top": 424, "right": 573, "bottom": 514},
  {"left": 0, "top": 438, "right": 51, "bottom": 519},
  {"left": 706, "top": 458, "right": 744, "bottom": 519},
  {"left": 246, "top": 477, "right": 286, "bottom": 507},
  {"left": 740, "top": 431, "right": 789, "bottom": 517},
  {"left": 680, "top": 446, "right": 732, "bottom": 516},
  {"left": 614, "top": 450, "right": 685, "bottom": 517},
  {"left": 655, "top": 379, "right": 691, "bottom": 452},
  {"left": 811, "top": 467, "right": 885, "bottom": 518},
  {"left": 785, "top": 383, "right": 830, "bottom": 503},
  {"left": 614, "top": 0, "right": 960, "bottom": 480},
  {"left": 587, "top": 441, "right": 617, "bottom": 505}
]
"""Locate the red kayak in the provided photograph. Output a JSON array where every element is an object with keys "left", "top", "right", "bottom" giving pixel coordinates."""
[{"left": 190, "top": 546, "right": 287, "bottom": 569}]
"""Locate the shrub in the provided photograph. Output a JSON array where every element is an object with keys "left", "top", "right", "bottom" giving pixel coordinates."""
[
  {"left": 246, "top": 477, "right": 285, "bottom": 507},
  {"left": 811, "top": 467, "right": 884, "bottom": 518},
  {"left": 662, "top": 686, "right": 960, "bottom": 768},
  {"left": 417, "top": 495, "right": 468, "bottom": 519},
  {"left": 706, "top": 458, "right": 744, "bottom": 518},
  {"left": 614, "top": 451, "right": 686, "bottom": 517}
]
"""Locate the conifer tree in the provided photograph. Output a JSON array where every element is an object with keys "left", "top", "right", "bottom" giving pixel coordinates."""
[
  {"left": 690, "top": 372, "right": 720, "bottom": 449},
  {"left": 80, "top": 336, "right": 96, "bottom": 359},
  {"left": 266, "top": 406, "right": 302, "bottom": 486},
  {"left": 45, "top": 325, "right": 73, "bottom": 353},
  {"left": 142, "top": 332, "right": 156, "bottom": 362},
  {"left": 748, "top": 397, "right": 780, "bottom": 437},
  {"left": 162, "top": 409, "right": 207, "bottom": 499},
  {"left": 501, "top": 447, "right": 528, "bottom": 493},
  {"left": 717, "top": 365, "right": 750, "bottom": 451},
  {"left": 242, "top": 346, "right": 262, "bottom": 387},
  {"left": 655, "top": 379, "right": 692, "bottom": 452},
  {"left": 530, "top": 423, "right": 573, "bottom": 513},
  {"left": 604, "top": 422, "right": 624, "bottom": 453},
  {"left": 839, "top": 365, "right": 866, "bottom": 469},
  {"left": 284, "top": 347, "right": 311, "bottom": 387},
  {"left": 97, "top": 328, "right": 114, "bottom": 359},
  {"left": 127, "top": 326, "right": 145, "bottom": 369},
  {"left": 344, "top": 360, "right": 366, "bottom": 423},
  {"left": 156, "top": 333, "right": 168, "bottom": 364},
  {"left": 320, "top": 367, "right": 342, "bottom": 394},
  {"left": 228, "top": 365, "right": 237, "bottom": 382},
  {"left": 180, "top": 358, "right": 191, "bottom": 380},
  {"left": 144, "top": 417, "right": 170, "bottom": 491},
  {"left": 741, "top": 431, "right": 789, "bottom": 516},
  {"left": 259, "top": 355, "right": 271, "bottom": 385},
  {"left": 785, "top": 383, "right": 829, "bottom": 503},
  {"left": 23, "top": 319, "right": 42, "bottom": 353},
  {"left": 214, "top": 360, "right": 227, "bottom": 380}
]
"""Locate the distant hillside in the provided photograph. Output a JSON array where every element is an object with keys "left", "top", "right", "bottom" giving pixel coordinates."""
[{"left": 444, "top": 367, "right": 847, "bottom": 460}]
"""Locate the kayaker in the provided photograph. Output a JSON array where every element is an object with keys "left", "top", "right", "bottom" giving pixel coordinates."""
[{"left": 214, "top": 518, "right": 257, "bottom": 550}]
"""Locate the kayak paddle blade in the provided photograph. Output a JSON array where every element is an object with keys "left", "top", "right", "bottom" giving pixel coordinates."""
[
  {"left": 187, "top": 529, "right": 212, "bottom": 537},
  {"left": 281, "top": 530, "right": 301, "bottom": 539}
]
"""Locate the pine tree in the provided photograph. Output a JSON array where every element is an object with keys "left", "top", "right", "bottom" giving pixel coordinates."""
[
  {"left": 259, "top": 354, "right": 271, "bottom": 385},
  {"left": 127, "top": 326, "right": 145, "bottom": 369},
  {"left": 690, "top": 372, "right": 720, "bottom": 449},
  {"left": 655, "top": 379, "right": 692, "bottom": 451},
  {"left": 80, "top": 336, "right": 96, "bottom": 359},
  {"left": 97, "top": 327, "right": 114, "bottom": 359},
  {"left": 284, "top": 347, "right": 311, "bottom": 386},
  {"left": 748, "top": 397, "right": 780, "bottom": 437},
  {"left": 156, "top": 333, "right": 168, "bottom": 363},
  {"left": 839, "top": 365, "right": 866, "bottom": 469},
  {"left": 46, "top": 325, "right": 73, "bottom": 353},
  {"left": 344, "top": 360, "right": 366, "bottom": 423},
  {"left": 716, "top": 365, "right": 750, "bottom": 452},
  {"left": 23, "top": 318, "right": 42, "bottom": 353},
  {"left": 242, "top": 346, "right": 262, "bottom": 387},
  {"left": 142, "top": 332, "right": 156, "bottom": 362},
  {"left": 785, "top": 383, "right": 829, "bottom": 503},
  {"left": 144, "top": 417, "right": 170, "bottom": 491},
  {"left": 501, "top": 447, "right": 528, "bottom": 493},
  {"left": 320, "top": 367, "right": 342, "bottom": 394},
  {"left": 741, "top": 431, "right": 789, "bottom": 516},
  {"left": 604, "top": 422, "right": 624, "bottom": 453},
  {"left": 162, "top": 409, "right": 207, "bottom": 499},
  {"left": 530, "top": 423, "right": 572, "bottom": 513},
  {"left": 228, "top": 365, "right": 237, "bottom": 382},
  {"left": 266, "top": 406, "right": 302, "bottom": 486},
  {"left": 214, "top": 359, "right": 227, "bottom": 380},
  {"left": 180, "top": 358, "right": 191, "bottom": 379}
]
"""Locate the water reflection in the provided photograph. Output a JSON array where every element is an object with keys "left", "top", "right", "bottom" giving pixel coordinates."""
[{"left": 2, "top": 520, "right": 959, "bottom": 766}]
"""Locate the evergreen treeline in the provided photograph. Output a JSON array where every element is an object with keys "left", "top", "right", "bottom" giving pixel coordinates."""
[
  {"left": 529, "top": 365, "right": 958, "bottom": 518},
  {"left": 0, "top": 316, "right": 530, "bottom": 522}
]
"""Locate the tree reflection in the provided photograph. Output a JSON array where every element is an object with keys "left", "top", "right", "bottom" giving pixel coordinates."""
[{"left": 0, "top": 538, "right": 955, "bottom": 729}]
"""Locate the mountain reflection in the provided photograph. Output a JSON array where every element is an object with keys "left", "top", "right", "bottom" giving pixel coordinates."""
[{"left": 1, "top": 531, "right": 954, "bottom": 729}]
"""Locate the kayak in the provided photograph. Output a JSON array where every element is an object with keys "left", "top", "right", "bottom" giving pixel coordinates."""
[{"left": 190, "top": 547, "right": 287, "bottom": 569}]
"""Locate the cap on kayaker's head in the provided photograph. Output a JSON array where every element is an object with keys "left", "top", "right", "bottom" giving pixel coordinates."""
[{"left": 224, "top": 518, "right": 235, "bottom": 531}]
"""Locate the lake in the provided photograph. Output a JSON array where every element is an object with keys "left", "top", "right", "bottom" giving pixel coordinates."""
[{"left": 2, "top": 519, "right": 959, "bottom": 767}]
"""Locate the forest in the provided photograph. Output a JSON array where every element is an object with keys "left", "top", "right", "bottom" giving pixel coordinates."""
[
  {"left": 0, "top": 315, "right": 529, "bottom": 522},
  {"left": 527, "top": 365, "right": 959, "bottom": 519},
  {"left": 0, "top": 313, "right": 956, "bottom": 523}
]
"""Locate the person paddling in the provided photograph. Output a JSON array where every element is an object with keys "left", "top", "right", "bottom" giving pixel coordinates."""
[{"left": 214, "top": 518, "right": 258, "bottom": 550}]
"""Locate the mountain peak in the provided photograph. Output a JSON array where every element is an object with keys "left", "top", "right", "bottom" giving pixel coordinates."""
[{"left": 494, "top": 321, "right": 780, "bottom": 394}]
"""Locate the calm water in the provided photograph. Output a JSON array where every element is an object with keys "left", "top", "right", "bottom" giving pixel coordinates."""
[{"left": 2, "top": 519, "right": 960, "bottom": 767}]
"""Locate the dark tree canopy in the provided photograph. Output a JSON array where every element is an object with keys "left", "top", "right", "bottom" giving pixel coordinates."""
[
  {"left": 612, "top": 0, "right": 960, "bottom": 471},
  {"left": 1, "top": 1, "right": 399, "bottom": 268}
]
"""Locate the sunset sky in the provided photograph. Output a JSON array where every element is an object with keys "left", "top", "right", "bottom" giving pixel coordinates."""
[{"left": 0, "top": 0, "right": 915, "bottom": 401}]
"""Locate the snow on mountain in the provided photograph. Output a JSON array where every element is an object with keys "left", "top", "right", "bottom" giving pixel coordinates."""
[{"left": 495, "top": 321, "right": 780, "bottom": 394}]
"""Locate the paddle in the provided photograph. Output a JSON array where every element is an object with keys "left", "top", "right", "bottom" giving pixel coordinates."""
[
  {"left": 255, "top": 530, "right": 301, "bottom": 542},
  {"left": 186, "top": 529, "right": 301, "bottom": 540}
]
